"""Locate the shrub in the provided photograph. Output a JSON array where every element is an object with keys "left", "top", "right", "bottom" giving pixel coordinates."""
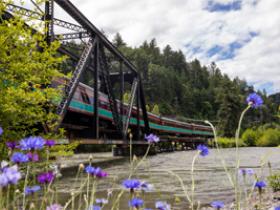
[
  {"left": 217, "top": 137, "right": 246, "bottom": 148},
  {"left": 268, "top": 173, "right": 280, "bottom": 192},
  {"left": 256, "top": 128, "right": 280, "bottom": 146},
  {"left": 242, "top": 128, "right": 259, "bottom": 146}
]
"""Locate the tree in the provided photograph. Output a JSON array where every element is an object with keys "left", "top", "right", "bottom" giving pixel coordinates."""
[
  {"left": 112, "top": 32, "right": 126, "bottom": 48},
  {"left": 0, "top": 2, "right": 64, "bottom": 143}
]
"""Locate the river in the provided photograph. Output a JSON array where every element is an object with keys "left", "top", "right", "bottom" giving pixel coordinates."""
[{"left": 55, "top": 147, "right": 280, "bottom": 209}]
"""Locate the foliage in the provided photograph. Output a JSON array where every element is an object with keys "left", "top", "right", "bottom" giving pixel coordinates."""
[
  {"left": 151, "top": 104, "right": 160, "bottom": 115},
  {"left": 0, "top": 2, "right": 65, "bottom": 145},
  {"left": 268, "top": 173, "right": 280, "bottom": 192},
  {"left": 256, "top": 128, "right": 280, "bottom": 147},
  {"left": 217, "top": 137, "right": 246, "bottom": 148},
  {"left": 242, "top": 128, "right": 259, "bottom": 146},
  {"left": 112, "top": 34, "right": 278, "bottom": 137},
  {"left": 49, "top": 141, "right": 79, "bottom": 157}
]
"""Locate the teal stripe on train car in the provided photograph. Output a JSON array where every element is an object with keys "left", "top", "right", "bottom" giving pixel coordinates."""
[{"left": 69, "top": 100, "right": 212, "bottom": 136}]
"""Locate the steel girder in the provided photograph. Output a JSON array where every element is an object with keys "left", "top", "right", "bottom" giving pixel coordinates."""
[{"left": 6, "top": 3, "right": 87, "bottom": 32}]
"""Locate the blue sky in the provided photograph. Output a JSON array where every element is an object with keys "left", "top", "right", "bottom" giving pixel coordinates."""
[{"left": 205, "top": 0, "right": 242, "bottom": 12}]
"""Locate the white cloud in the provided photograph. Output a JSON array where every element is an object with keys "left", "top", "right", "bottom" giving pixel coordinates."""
[{"left": 57, "top": 0, "right": 279, "bottom": 94}]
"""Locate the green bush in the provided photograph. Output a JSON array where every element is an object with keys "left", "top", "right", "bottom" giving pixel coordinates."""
[
  {"left": 256, "top": 128, "right": 280, "bottom": 146},
  {"left": 242, "top": 128, "right": 259, "bottom": 146},
  {"left": 268, "top": 173, "right": 280, "bottom": 192},
  {"left": 217, "top": 137, "right": 246, "bottom": 148}
]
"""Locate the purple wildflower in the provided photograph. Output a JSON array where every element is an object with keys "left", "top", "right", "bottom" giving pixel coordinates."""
[
  {"left": 45, "top": 139, "right": 56, "bottom": 147},
  {"left": 27, "top": 152, "right": 39, "bottom": 162},
  {"left": 85, "top": 166, "right": 107, "bottom": 178},
  {"left": 211, "top": 201, "right": 224, "bottom": 209},
  {"left": 255, "top": 180, "right": 266, "bottom": 190},
  {"left": 197, "top": 144, "right": 209, "bottom": 157},
  {"left": 246, "top": 93, "right": 263, "bottom": 108},
  {"left": 129, "top": 198, "right": 144, "bottom": 208},
  {"left": 155, "top": 201, "right": 171, "bottom": 210},
  {"left": 275, "top": 206, "right": 280, "bottom": 210},
  {"left": 0, "top": 126, "right": 3, "bottom": 136},
  {"left": 122, "top": 179, "right": 141, "bottom": 191},
  {"left": 88, "top": 206, "right": 101, "bottom": 210},
  {"left": 37, "top": 171, "right": 55, "bottom": 184},
  {"left": 0, "top": 165, "right": 21, "bottom": 187},
  {"left": 11, "top": 152, "right": 29, "bottom": 164},
  {"left": 46, "top": 204, "right": 63, "bottom": 210},
  {"left": 19, "top": 136, "right": 45, "bottom": 150},
  {"left": 0, "top": 174, "right": 8, "bottom": 187},
  {"left": 95, "top": 167, "right": 108, "bottom": 178},
  {"left": 240, "top": 168, "right": 254, "bottom": 176},
  {"left": 25, "top": 185, "right": 41, "bottom": 195},
  {"left": 140, "top": 181, "right": 153, "bottom": 192},
  {"left": 145, "top": 134, "right": 160, "bottom": 143},
  {"left": 6, "top": 142, "right": 17, "bottom": 150}
]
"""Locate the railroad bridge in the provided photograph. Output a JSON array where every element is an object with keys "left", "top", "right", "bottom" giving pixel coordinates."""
[{"left": 4, "top": 0, "right": 213, "bottom": 155}]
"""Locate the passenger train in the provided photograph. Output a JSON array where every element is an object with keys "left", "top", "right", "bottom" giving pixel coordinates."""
[{"left": 52, "top": 78, "right": 213, "bottom": 145}]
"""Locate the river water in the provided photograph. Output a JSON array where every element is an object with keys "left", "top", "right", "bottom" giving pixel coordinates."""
[{"left": 55, "top": 147, "right": 280, "bottom": 209}]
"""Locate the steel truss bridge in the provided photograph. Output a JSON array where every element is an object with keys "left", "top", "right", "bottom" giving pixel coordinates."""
[{"left": 3, "top": 0, "right": 212, "bottom": 154}]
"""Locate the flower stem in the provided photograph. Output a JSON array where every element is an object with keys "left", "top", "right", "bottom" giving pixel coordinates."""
[
  {"left": 234, "top": 105, "right": 250, "bottom": 210},
  {"left": 205, "top": 120, "right": 234, "bottom": 186},
  {"left": 191, "top": 152, "right": 199, "bottom": 210},
  {"left": 22, "top": 165, "right": 30, "bottom": 210}
]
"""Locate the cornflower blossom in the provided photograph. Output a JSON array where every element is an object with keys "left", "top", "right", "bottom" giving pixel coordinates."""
[
  {"left": 37, "top": 171, "right": 55, "bottom": 184},
  {"left": 155, "top": 201, "right": 171, "bottom": 210},
  {"left": 129, "top": 198, "right": 144, "bottom": 208},
  {"left": 46, "top": 204, "right": 63, "bottom": 210},
  {"left": 255, "top": 180, "right": 266, "bottom": 190},
  {"left": 211, "top": 201, "right": 224, "bottom": 209},
  {"left": 11, "top": 152, "right": 29, "bottom": 164},
  {"left": 96, "top": 198, "right": 108, "bottom": 205},
  {"left": 6, "top": 141, "right": 17, "bottom": 150},
  {"left": 45, "top": 139, "right": 56, "bottom": 147},
  {"left": 197, "top": 144, "right": 209, "bottom": 157},
  {"left": 85, "top": 166, "right": 108, "bottom": 178},
  {"left": 246, "top": 93, "right": 263, "bottom": 108},
  {"left": 25, "top": 185, "right": 41, "bottom": 195},
  {"left": 20, "top": 136, "right": 45, "bottom": 150},
  {"left": 0, "top": 126, "right": 3, "bottom": 136},
  {"left": 145, "top": 134, "right": 160, "bottom": 143},
  {"left": 0, "top": 163, "right": 21, "bottom": 187},
  {"left": 122, "top": 179, "right": 141, "bottom": 191},
  {"left": 27, "top": 152, "right": 39, "bottom": 162}
]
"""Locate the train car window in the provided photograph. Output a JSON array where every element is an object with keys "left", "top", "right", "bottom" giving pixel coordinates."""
[
  {"left": 81, "top": 92, "right": 90, "bottom": 104},
  {"left": 79, "top": 87, "right": 90, "bottom": 104},
  {"left": 73, "top": 92, "right": 79, "bottom": 100}
]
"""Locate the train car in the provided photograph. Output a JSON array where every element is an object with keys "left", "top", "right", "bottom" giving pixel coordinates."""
[{"left": 52, "top": 78, "right": 213, "bottom": 146}]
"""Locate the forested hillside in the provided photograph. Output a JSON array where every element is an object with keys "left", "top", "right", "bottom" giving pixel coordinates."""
[{"left": 110, "top": 33, "right": 278, "bottom": 137}]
